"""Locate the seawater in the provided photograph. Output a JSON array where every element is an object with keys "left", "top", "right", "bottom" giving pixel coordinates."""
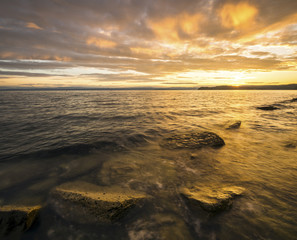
[{"left": 0, "top": 90, "right": 297, "bottom": 240}]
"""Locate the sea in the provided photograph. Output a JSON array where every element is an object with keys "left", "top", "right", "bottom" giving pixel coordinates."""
[{"left": 0, "top": 90, "right": 297, "bottom": 240}]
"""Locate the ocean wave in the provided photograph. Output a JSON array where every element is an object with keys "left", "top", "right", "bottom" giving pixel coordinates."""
[
  {"left": 101, "top": 114, "right": 145, "bottom": 121},
  {"left": 0, "top": 141, "right": 126, "bottom": 162},
  {"left": 51, "top": 114, "right": 101, "bottom": 121},
  {"left": 123, "top": 133, "right": 151, "bottom": 147}
]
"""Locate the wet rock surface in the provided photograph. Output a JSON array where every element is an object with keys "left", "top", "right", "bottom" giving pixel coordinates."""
[
  {"left": 257, "top": 97, "right": 297, "bottom": 111},
  {"left": 49, "top": 181, "right": 148, "bottom": 223},
  {"left": 282, "top": 97, "right": 297, "bottom": 103},
  {"left": 0, "top": 205, "right": 41, "bottom": 237},
  {"left": 227, "top": 121, "right": 241, "bottom": 129},
  {"left": 257, "top": 105, "right": 279, "bottom": 111},
  {"left": 161, "top": 132, "right": 225, "bottom": 149},
  {"left": 181, "top": 186, "right": 245, "bottom": 213},
  {"left": 285, "top": 142, "right": 297, "bottom": 148}
]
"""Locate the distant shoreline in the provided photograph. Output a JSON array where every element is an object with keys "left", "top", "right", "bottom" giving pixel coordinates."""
[
  {"left": 198, "top": 84, "right": 297, "bottom": 90},
  {"left": 0, "top": 84, "right": 297, "bottom": 91}
]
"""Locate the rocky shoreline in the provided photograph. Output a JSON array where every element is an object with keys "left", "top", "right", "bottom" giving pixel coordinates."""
[
  {"left": 0, "top": 128, "right": 251, "bottom": 238},
  {"left": 0, "top": 129, "right": 248, "bottom": 238}
]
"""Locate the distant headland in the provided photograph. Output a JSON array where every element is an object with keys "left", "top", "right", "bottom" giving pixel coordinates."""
[{"left": 198, "top": 84, "right": 297, "bottom": 90}]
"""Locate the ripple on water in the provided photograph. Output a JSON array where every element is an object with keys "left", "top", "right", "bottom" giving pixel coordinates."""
[{"left": 0, "top": 90, "right": 297, "bottom": 239}]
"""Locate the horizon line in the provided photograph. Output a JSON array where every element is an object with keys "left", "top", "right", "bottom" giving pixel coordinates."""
[{"left": 1, "top": 83, "right": 297, "bottom": 91}]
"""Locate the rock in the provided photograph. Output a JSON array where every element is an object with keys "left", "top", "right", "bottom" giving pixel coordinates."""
[
  {"left": 161, "top": 132, "right": 225, "bottom": 149},
  {"left": 227, "top": 121, "right": 241, "bottom": 129},
  {"left": 0, "top": 205, "right": 41, "bottom": 236},
  {"left": 98, "top": 159, "right": 138, "bottom": 186},
  {"left": 257, "top": 105, "right": 279, "bottom": 111},
  {"left": 128, "top": 213, "right": 192, "bottom": 240},
  {"left": 285, "top": 143, "right": 297, "bottom": 148},
  {"left": 181, "top": 186, "right": 245, "bottom": 213},
  {"left": 290, "top": 98, "right": 297, "bottom": 102},
  {"left": 50, "top": 181, "right": 148, "bottom": 223}
]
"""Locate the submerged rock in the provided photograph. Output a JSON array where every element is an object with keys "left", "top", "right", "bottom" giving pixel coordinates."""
[
  {"left": 181, "top": 186, "right": 245, "bottom": 213},
  {"left": 0, "top": 205, "right": 41, "bottom": 236},
  {"left": 285, "top": 142, "right": 297, "bottom": 149},
  {"left": 227, "top": 121, "right": 241, "bottom": 129},
  {"left": 50, "top": 181, "right": 148, "bottom": 223},
  {"left": 257, "top": 105, "right": 279, "bottom": 111},
  {"left": 128, "top": 213, "right": 193, "bottom": 240},
  {"left": 257, "top": 97, "right": 296, "bottom": 110},
  {"left": 161, "top": 132, "right": 225, "bottom": 149}
]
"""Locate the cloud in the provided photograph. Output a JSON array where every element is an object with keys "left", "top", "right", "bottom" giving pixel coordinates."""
[
  {"left": 219, "top": 2, "right": 258, "bottom": 29},
  {"left": 250, "top": 51, "right": 271, "bottom": 56},
  {"left": 148, "top": 12, "right": 204, "bottom": 41},
  {"left": 86, "top": 37, "right": 117, "bottom": 49},
  {"left": 0, "top": 0, "right": 296, "bottom": 87},
  {"left": 0, "top": 70, "right": 61, "bottom": 77},
  {"left": 26, "top": 22, "right": 42, "bottom": 30}
]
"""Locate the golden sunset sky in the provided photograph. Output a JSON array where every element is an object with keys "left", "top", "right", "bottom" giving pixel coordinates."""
[{"left": 0, "top": 0, "right": 297, "bottom": 88}]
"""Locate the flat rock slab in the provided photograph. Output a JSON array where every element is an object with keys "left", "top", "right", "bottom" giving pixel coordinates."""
[
  {"left": 0, "top": 205, "right": 41, "bottom": 236},
  {"left": 161, "top": 132, "right": 225, "bottom": 149},
  {"left": 50, "top": 181, "right": 148, "bottom": 223},
  {"left": 227, "top": 121, "right": 241, "bottom": 129},
  {"left": 181, "top": 186, "right": 245, "bottom": 213}
]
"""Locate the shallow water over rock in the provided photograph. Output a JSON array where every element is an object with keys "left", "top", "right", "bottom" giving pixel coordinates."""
[
  {"left": 50, "top": 181, "right": 148, "bottom": 223},
  {"left": 160, "top": 132, "right": 225, "bottom": 149}
]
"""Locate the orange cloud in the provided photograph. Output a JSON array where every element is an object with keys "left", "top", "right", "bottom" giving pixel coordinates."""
[
  {"left": 1, "top": 52, "right": 14, "bottom": 58},
  {"left": 148, "top": 12, "right": 203, "bottom": 42},
  {"left": 130, "top": 47, "right": 162, "bottom": 57},
  {"left": 86, "top": 37, "right": 116, "bottom": 48},
  {"left": 149, "top": 17, "right": 178, "bottom": 41},
  {"left": 219, "top": 2, "right": 258, "bottom": 29},
  {"left": 262, "top": 13, "right": 297, "bottom": 35},
  {"left": 54, "top": 56, "right": 72, "bottom": 62},
  {"left": 26, "top": 22, "right": 43, "bottom": 30},
  {"left": 180, "top": 13, "right": 203, "bottom": 35},
  {"left": 234, "top": 12, "right": 297, "bottom": 43}
]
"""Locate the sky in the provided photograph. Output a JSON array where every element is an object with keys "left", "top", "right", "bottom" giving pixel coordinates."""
[{"left": 0, "top": 0, "right": 297, "bottom": 88}]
